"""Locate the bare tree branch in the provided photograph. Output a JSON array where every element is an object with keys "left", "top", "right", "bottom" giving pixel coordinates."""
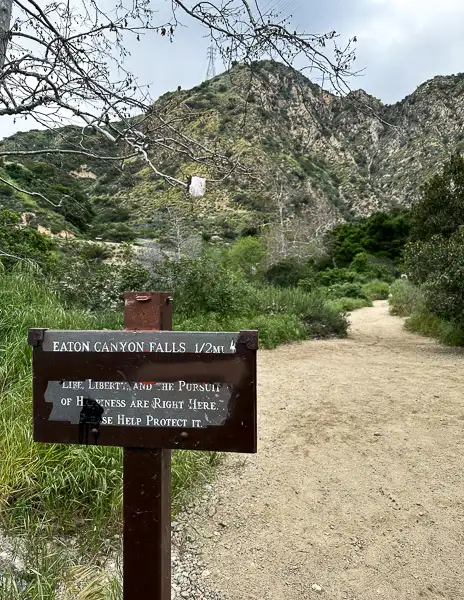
[
  {"left": 0, "top": 0, "right": 357, "bottom": 199},
  {"left": 0, "top": 148, "right": 138, "bottom": 160}
]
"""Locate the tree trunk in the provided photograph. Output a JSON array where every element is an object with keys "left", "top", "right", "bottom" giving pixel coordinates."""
[{"left": 0, "top": 0, "right": 12, "bottom": 72}]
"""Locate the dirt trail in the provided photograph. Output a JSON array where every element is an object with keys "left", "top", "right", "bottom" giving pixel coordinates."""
[{"left": 198, "top": 301, "right": 464, "bottom": 600}]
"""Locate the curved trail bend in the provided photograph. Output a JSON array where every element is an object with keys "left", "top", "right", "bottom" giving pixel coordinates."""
[{"left": 196, "top": 301, "right": 464, "bottom": 600}]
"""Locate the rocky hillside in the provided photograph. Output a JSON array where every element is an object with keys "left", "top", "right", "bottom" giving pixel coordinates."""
[{"left": 1, "top": 61, "right": 463, "bottom": 246}]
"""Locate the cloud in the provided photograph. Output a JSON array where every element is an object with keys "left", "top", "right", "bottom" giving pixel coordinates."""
[
  {"left": 1, "top": 0, "right": 463, "bottom": 139},
  {"left": 323, "top": 0, "right": 464, "bottom": 102}
]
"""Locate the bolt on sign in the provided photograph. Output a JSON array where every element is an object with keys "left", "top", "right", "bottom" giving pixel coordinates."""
[{"left": 28, "top": 292, "right": 257, "bottom": 600}]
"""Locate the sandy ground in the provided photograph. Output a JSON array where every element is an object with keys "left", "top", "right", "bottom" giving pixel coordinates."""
[{"left": 197, "top": 301, "right": 464, "bottom": 600}]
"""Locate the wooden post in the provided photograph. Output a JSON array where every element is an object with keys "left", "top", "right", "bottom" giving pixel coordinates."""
[{"left": 123, "top": 292, "right": 172, "bottom": 600}]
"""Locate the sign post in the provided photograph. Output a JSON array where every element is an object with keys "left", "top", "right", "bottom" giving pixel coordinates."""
[
  {"left": 28, "top": 291, "right": 257, "bottom": 599},
  {"left": 123, "top": 292, "right": 172, "bottom": 600}
]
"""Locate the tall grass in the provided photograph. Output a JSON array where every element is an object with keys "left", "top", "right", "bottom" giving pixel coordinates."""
[
  {"left": 0, "top": 269, "right": 218, "bottom": 549},
  {"left": 0, "top": 268, "right": 351, "bottom": 597},
  {"left": 388, "top": 279, "right": 424, "bottom": 317},
  {"left": 389, "top": 279, "right": 464, "bottom": 346},
  {"left": 175, "top": 285, "right": 349, "bottom": 346}
]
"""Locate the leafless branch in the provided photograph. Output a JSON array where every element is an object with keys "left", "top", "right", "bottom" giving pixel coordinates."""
[{"left": 0, "top": 0, "right": 357, "bottom": 197}]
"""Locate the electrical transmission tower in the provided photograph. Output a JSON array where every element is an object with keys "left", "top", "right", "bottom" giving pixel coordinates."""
[{"left": 206, "top": 46, "right": 217, "bottom": 80}]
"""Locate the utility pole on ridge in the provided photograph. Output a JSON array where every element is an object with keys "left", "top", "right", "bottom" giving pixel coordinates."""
[{"left": 206, "top": 45, "right": 217, "bottom": 80}]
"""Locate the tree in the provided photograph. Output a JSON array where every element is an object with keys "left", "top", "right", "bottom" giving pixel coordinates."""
[
  {"left": 410, "top": 153, "right": 464, "bottom": 241},
  {"left": 0, "top": 0, "right": 356, "bottom": 206},
  {"left": 227, "top": 236, "right": 266, "bottom": 281},
  {"left": 161, "top": 203, "right": 203, "bottom": 260},
  {"left": 325, "top": 210, "right": 411, "bottom": 267},
  {"left": 404, "top": 154, "right": 464, "bottom": 326},
  {"left": 262, "top": 177, "right": 338, "bottom": 262}
]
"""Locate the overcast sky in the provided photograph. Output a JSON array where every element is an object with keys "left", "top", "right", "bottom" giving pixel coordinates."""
[
  {"left": 2, "top": 0, "right": 464, "bottom": 139},
  {"left": 120, "top": 0, "right": 464, "bottom": 105}
]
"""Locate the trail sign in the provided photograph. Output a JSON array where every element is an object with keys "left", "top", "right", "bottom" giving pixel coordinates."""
[
  {"left": 29, "top": 327, "right": 257, "bottom": 453},
  {"left": 29, "top": 292, "right": 258, "bottom": 600}
]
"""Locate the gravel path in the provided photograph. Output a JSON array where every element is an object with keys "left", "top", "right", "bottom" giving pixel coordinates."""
[
  {"left": 187, "top": 301, "right": 464, "bottom": 600},
  {"left": 3, "top": 301, "right": 464, "bottom": 599}
]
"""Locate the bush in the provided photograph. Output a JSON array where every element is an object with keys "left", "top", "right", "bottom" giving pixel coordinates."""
[
  {"left": 176, "top": 312, "right": 308, "bottom": 349},
  {"left": 405, "top": 307, "right": 464, "bottom": 346},
  {"left": 0, "top": 183, "right": 14, "bottom": 196},
  {"left": 389, "top": 279, "right": 464, "bottom": 346},
  {"left": 404, "top": 228, "right": 464, "bottom": 323},
  {"left": 175, "top": 284, "right": 349, "bottom": 341},
  {"left": 51, "top": 259, "right": 124, "bottom": 311},
  {"left": 315, "top": 268, "right": 357, "bottom": 286},
  {"left": 80, "top": 242, "right": 112, "bottom": 262},
  {"left": 362, "top": 280, "right": 390, "bottom": 300},
  {"left": 226, "top": 236, "right": 266, "bottom": 281},
  {"left": 389, "top": 279, "right": 424, "bottom": 317},
  {"left": 327, "top": 297, "right": 371, "bottom": 312},
  {"left": 251, "top": 287, "right": 349, "bottom": 338},
  {"left": 302, "top": 294, "right": 349, "bottom": 338},
  {"left": 0, "top": 209, "right": 56, "bottom": 270},
  {"left": 350, "top": 252, "right": 396, "bottom": 282},
  {"left": 325, "top": 209, "right": 411, "bottom": 267},
  {"left": 264, "top": 257, "right": 310, "bottom": 288},
  {"left": 410, "top": 153, "right": 464, "bottom": 241},
  {"left": 152, "top": 257, "right": 250, "bottom": 318},
  {"left": 327, "top": 282, "right": 368, "bottom": 300}
]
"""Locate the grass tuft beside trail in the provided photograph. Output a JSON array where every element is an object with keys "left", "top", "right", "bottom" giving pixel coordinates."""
[{"left": 0, "top": 270, "right": 219, "bottom": 549}]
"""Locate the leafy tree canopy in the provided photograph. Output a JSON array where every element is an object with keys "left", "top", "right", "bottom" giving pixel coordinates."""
[
  {"left": 325, "top": 209, "right": 411, "bottom": 267},
  {"left": 410, "top": 153, "right": 464, "bottom": 241}
]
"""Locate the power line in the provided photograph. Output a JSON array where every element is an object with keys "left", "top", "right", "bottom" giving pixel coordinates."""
[{"left": 262, "top": 0, "right": 300, "bottom": 17}]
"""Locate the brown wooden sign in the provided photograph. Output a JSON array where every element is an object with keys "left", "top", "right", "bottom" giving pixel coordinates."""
[
  {"left": 29, "top": 292, "right": 258, "bottom": 600},
  {"left": 29, "top": 329, "right": 257, "bottom": 453}
]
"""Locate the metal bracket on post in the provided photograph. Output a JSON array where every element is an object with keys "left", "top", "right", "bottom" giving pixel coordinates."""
[
  {"left": 123, "top": 292, "right": 172, "bottom": 600},
  {"left": 28, "top": 328, "right": 47, "bottom": 347},
  {"left": 237, "top": 330, "right": 259, "bottom": 350}
]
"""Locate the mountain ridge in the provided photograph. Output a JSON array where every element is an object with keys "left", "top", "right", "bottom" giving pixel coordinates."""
[{"left": 0, "top": 60, "right": 463, "bottom": 247}]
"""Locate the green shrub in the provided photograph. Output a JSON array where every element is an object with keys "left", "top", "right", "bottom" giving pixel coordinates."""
[
  {"left": 405, "top": 228, "right": 464, "bottom": 324},
  {"left": 405, "top": 307, "right": 449, "bottom": 339},
  {"left": 410, "top": 153, "right": 464, "bottom": 241},
  {"left": 226, "top": 236, "right": 266, "bottom": 281},
  {"left": 327, "top": 282, "right": 368, "bottom": 300},
  {"left": 225, "top": 285, "right": 348, "bottom": 340},
  {"left": 399, "top": 303, "right": 464, "bottom": 347},
  {"left": 389, "top": 279, "right": 424, "bottom": 317},
  {"left": 264, "top": 257, "right": 313, "bottom": 288},
  {"left": 0, "top": 210, "right": 56, "bottom": 270},
  {"left": 327, "top": 297, "right": 371, "bottom": 312},
  {"left": 316, "top": 268, "right": 357, "bottom": 286},
  {"left": 176, "top": 312, "right": 308, "bottom": 349},
  {"left": 325, "top": 209, "right": 411, "bottom": 267},
  {"left": 362, "top": 280, "right": 390, "bottom": 300},
  {"left": 153, "top": 257, "right": 250, "bottom": 318},
  {"left": 254, "top": 287, "right": 348, "bottom": 338},
  {"left": 389, "top": 279, "right": 464, "bottom": 346},
  {"left": 0, "top": 183, "right": 14, "bottom": 197},
  {"left": 80, "top": 242, "right": 112, "bottom": 262},
  {"left": 302, "top": 295, "right": 349, "bottom": 338},
  {"left": 350, "top": 252, "right": 396, "bottom": 282}
]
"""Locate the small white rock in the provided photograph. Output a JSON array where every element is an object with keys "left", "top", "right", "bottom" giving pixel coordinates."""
[{"left": 312, "top": 583, "right": 323, "bottom": 593}]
